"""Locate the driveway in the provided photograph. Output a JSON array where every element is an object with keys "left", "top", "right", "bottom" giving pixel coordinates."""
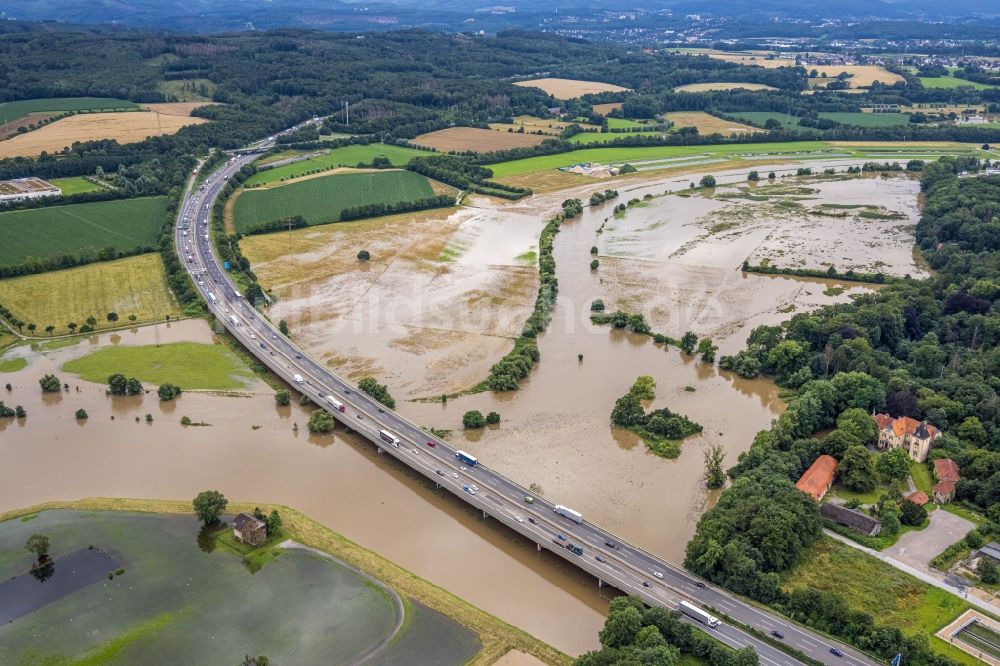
[{"left": 884, "top": 508, "right": 974, "bottom": 573}]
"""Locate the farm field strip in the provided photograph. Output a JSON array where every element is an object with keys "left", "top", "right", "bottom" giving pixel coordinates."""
[
  {"left": 0, "top": 254, "right": 182, "bottom": 331},
  {"left": 919, "top": 77, "right": 997, "bottom": 90},
  {"left": 662, "top": 111, "right": 763, "bottom": 136},
  {"left": 487, "top": 141, "right": 981, "bottom": 177},
  {"left": 0, "top": 196, "right": 167, "bottom": 266},
  {"left": 0, "top": 97, "right": 140, "bottom": 124},
  {"left": 49, "top": 176, "right": 103, "bottom": 195},
  {"left": 233, "top": 170, "right": 436, "bottom": 232},
  {"left": 674, "top": 82, "right": 777, "bottom": 93},
  {"left": 511, "top": 77, "right": 630, "bottom": 98},
  {"left": 243, "top": 144, "right": 428, "bottom": 186},
  {"left": 413, "top": 127, "right": 547, "bottom": 153},
  {"left": 0, "top": 104, "right": 210, "bottom": 158}
]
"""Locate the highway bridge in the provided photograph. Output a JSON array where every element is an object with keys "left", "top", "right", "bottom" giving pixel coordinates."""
[{"left": 177, "top": 145, "right": 879, "bottom": 666}]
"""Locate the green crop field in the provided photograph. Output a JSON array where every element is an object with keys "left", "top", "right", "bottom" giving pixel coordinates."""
[
  {"left": 729, "top": 112, "right": 802, "bottom": 129},
  {"left": 0, "top": 97, "right": 140, "bottom": 123},
  {"left": 819, "top": 112, "right": 912, "bottom": 127},
  {"left": 244, "top": 144, "right": 430, "bottom": 186},
  {"left": 920, "top": 77, "right": 996, "bottom": 90},
  {"left": 63, "top": 341, "right": 256, "bottom": 389},
  {"left": 570, "top": 131, "right": 663, "bottom": 145},
  {"left": 49, "top": 176, "right": 102, "bottom": 196},
  {"left": 233, "top": 170, "right": 435, "bottom": 232},
  {"left": 606, "top": 117, "right": 648, "bottom": 129},
  {"left": 0, "top": 196, "right": 166, "bottom": 267}
]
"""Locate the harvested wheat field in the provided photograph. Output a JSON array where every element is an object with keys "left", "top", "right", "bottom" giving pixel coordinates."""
[
  {"left": 663, "top": 112, "right": 763, "bottom": 137},
  {"left": 674, "top": 82, "right": 777, "bottom": 93},
  {"left": 808, "top": 65, "right": 904, "bottom": 88},
  {"left": 707, "top": 53, "right": 797, "bottom": 68},
  {"left": 489, "top": 115, "right": 589, "bottom": 136},
  {"left": 0, "top": 102, "right": 212, "bottom": 157},
  {"left": 512, "top": 78, "right": 630, "bottom": 98},
  {"left": 592, "top": 103, "right": 623, "bottom": 116},
  {"left": 413, "top": 127, "right": 548, "bottom": 153}
]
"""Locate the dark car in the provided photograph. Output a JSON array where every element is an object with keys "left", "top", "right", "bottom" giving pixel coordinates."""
[
  {"left": 436, "top": 470, "right": 445, "bottom": 476},
  {"left": 595, "top": 555, "right": 605, "bottom": 563},
  {"left": 771, "top": 631, "right": 784, "bottom": 640},
  {"left": 642, "top": 581, "right": 651, "bottom": 588},
  {"left": 605, "top": 540, "right": 617, "bottom": 548},
  {"left": 695, "top": 581, "right": 707, "bottom": 589},
  {"left": 557, "top": 534, "right": 567, "bottom": 541},
  {"left": 830, "top": 648, "right": 843, "bottom": 657},
  {"left": 528, "top": 517, "right": 537, "bottom": 524}
]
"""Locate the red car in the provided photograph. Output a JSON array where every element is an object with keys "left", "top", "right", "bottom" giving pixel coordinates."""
[{"left": 426, "top": 440, "right": 436, "bottom": 448}]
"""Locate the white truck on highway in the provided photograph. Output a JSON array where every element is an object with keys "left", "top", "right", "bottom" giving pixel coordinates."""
[
  {"left": 229, "top": 315, "right": 240, "bottom": 327},
  {"left": 207, "top": 292, "right": 216, "bottom": 304},
  {"left": 293, "top": 374, "right": 304, "bottom": 383},
  {"left": 679, "top": 601, "right": 721, "bottom": 628},
  {"left": 554, "top": 505, "right": 584, "bottom": 524},
  {"left": 325, "top": 395, "right": 345, "bottom": 412}
]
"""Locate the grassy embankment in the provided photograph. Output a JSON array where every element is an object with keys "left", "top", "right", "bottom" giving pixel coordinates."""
[
  {"left": 232, "top": 170, "right": 435, "bottom": 232},
  {"left": 0, "top": 97, "right": 140, "bottom": 123},
  {"left": 0, "top": 254, "right": 182, "bottom": 335},
  {"left": 782, "top": 536, "right": 980, "bottom": 665},
  {"left": 243, "top": 144, "right": 428, "bottom": 186},
  {"left": 0, "top": 196, "right": 166, "bottom": 266},
  {"left": 486, "top": 141, "right": 982, "bottom": 178},
  {"left": 62, "top": 341, "right": 256, "bottom": 390},
  {"left": 0, "top": 355, "right": 26, "bottom": 372},
  {"left": 0, "top": 499, "right": 571, "bottom": 666}
]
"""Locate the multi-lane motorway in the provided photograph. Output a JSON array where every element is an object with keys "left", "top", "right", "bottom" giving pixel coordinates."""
[{"left": 176, "top": 141, "right": 879, "bottom": 666}]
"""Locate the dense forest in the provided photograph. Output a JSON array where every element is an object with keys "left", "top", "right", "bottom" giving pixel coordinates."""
[{"left": 685, "top": 161, "right": 1000, "bottom": 666}]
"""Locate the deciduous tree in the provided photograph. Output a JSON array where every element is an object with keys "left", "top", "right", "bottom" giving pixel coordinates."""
[{"left": 193, "top": 490, "right": 228, "bottom": 524}]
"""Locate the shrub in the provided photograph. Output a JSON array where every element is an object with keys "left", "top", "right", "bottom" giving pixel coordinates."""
[
  {"left": 590, "top": 259, "right": 599, "bottom": 270},
  {"left": 307, "top": 409, "right": 334, "bottom": 433},
  {"left": 75, "top": 408, "right": 88, "bottom": 419},
  {"left": 358, "top": 377, "right": 395, "bottom": 409},
  {"left": 463, "top": 410, "right": 486, "bottom": 429},
  {"left": 39, "top": 374, "right": 61, "bottom": 393},
  {"left": 485, "top": 411, "right": 500, "bottom": 425},
  {"left": 274, "top": 389, "right": 291, "bottom": 406}
]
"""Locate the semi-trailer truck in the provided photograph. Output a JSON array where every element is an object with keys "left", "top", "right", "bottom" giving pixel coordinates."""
[
  {"left": 325, "top": 396, "right": 345, "bottom": 412},
  {"left": 679, "top": 601, "right": 721, "bottom": 628},
  {"left": 554, "top": 505, "right": 584, "bottom": 524},
  {"left": 380, "top": 430, "right": 401, "bottom": 447},
  {"left": 456, "top": 451, "right": 478, "bottom": 466}
]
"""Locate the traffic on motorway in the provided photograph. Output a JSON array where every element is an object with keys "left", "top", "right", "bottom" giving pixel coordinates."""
[{"left": 175, "top": 139, "right": 878, "bottom": 666}]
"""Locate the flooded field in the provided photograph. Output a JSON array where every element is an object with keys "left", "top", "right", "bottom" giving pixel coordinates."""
[
  {"left": 0, "top": 159, "right": 924, "bottom": 656},
  {"left": 241, "top": 205, "right": 541, "bottom": 397},
  {"left": 0, "top": 323, "right": 609, "bottom": 655}
]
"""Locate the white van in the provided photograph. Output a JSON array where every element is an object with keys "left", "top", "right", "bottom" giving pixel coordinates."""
[{"left": 293, "top": 374, "right": 304, "bottom": 383}]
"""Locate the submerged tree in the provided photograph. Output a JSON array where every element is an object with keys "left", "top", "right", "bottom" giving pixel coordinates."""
[{"left": 704, "top": 444, "right": 727, "bottom": 489}]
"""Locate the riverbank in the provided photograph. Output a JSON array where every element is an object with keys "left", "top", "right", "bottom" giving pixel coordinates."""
[{"left": 0, "top": 499, "right": 569, "bottom": 666}]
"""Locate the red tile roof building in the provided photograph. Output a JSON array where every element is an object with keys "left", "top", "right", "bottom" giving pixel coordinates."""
[
  {"left": 932, "top": 458, "right": 961, "bottom": 503},
  {"left": 905, "top": 490, "right": 929, "bottom": 506},
  {"left": 796, "top": 454, "right": 838, "bottom": 501},
  {"left": 873, "top": 413, "right": 941, "bottom": 463}
]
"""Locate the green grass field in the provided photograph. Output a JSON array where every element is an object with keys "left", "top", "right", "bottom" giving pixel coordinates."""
[
  {"left": 63, "top": 341, "right": 256, "bottom": 389},
  {"left": 0, "top": 356, "right": 26, "bottom": 372},
  {"left": 0, "top": 197, "right": 166, "bottom": 266},
  {"left": 819, "top": 112, "right": 912, "bottom": 127},
  {"left": 49, "top": 176, "right": 102, "bottom": 196},
  {"left": 157, "top": 79, "right": 217, "bottom": 102},
  {"left": 487, "top": 140, "right": 980, "bottom": 177},
  {"left": 782, "top": 536, "right": 975, "bottom": 664},
  {"left": 919, "top": 77, "right": 996, "bottom": 90},
  {"left": 244, "top": 144, "right": 430, "bottom": 186},
  {"left": 0, "top": 254, "right": 182, "bottom": 334},
  {"left": 233, "top": 170, "right": 435, "bottom": 232},
  {"left": 910, "top": 460, "right": 934, "bottom": 494},
  {"left": 0, "top": 97, "right": 140, "bottom": 123},
  {"left": 0, "top": 510, "right": 401, "bottom": 665},
  {"left": 570, "top": 131, "right": 663, "bottom": 145},
  {"left": 729, "top": 112, "right": 802, "bottom": 129},
  {"left": 606, "top": 117, "right": 648, "bottom": 129}
]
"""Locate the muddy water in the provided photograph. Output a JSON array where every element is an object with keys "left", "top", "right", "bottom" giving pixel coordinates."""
[{"left": 0, "top": 324, "right": 609, "bottom": 654}]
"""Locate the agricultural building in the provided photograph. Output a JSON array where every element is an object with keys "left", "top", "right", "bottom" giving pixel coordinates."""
[
  {"left": 0, "top": 177, "right": 60, "bottom": 203},
  {"left": 795, "top": 454, "right": 838, "bottom": 501},
  {"left": 873, "top": 413, "right": 941, "bottom": 462},
  {"left": 932, "top": 458, "right": 961, "bottom": 503},
  {"left": 819, "top": 503, "right": 882, "bottom": 536}
]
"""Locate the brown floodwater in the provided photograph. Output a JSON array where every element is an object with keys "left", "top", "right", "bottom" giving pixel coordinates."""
[
  {"left": 0, "top": 159, "right": 920, "bottom": 656},
  {"left": 0, "top": 323, "right": 611, "bottom": 654}
]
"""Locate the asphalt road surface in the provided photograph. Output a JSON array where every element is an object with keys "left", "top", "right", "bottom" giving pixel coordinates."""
[{"left": 176, "top": 138, "right": 880, "bottom": 666}]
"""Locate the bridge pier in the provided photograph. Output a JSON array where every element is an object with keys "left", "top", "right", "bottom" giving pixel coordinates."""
[
  {"left": 482, "top": 509, "right": 487, "bottom": 520},
  {"left": 376, "top": 447, "right": 383, "bottom": 455},
  {"left": 598, "top": 579, "right": 604, "bottom": 588},
  {"left": 537, "top": 543, "right": 541, "bottom": 552}
]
